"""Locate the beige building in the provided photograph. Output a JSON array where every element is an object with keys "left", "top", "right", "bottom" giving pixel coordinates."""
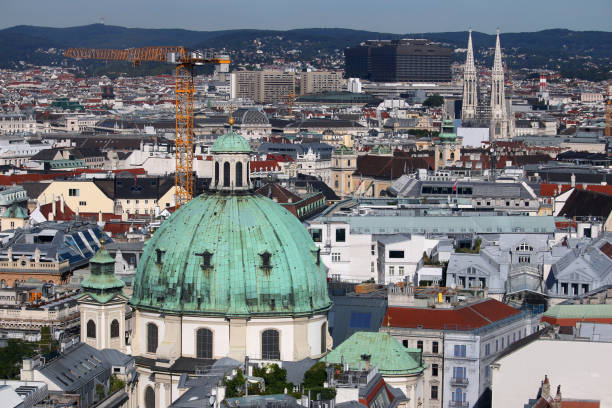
[
  {"left": 230, "top": 70, "right": 295, "bottom": 103},
  {"left": 300, "top": 71, "right": 343, "bottom": 95},
  {"left": 36, "top": 178, "right": 177, "bottom": 216},
  {"left": 331, "top": 146, "right": 358, "bottom": 198}
]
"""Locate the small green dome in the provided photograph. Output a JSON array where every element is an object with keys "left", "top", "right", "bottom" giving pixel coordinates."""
[
  {"left": 130, "top": 193, "right": 331, "bottom": 317},
  {"left": 211, "top": 129, "right": 251, "bottom": 153},
  {"left": 80, "top": 247, "right": 125, "bottom": 304}
]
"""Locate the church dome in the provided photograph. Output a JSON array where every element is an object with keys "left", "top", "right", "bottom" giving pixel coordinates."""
[
  {"left": 130, "top": 192, "right": 331, "bottom": 317},
  {"left": 211, "top": 129, "right": 251, "bottom": 153}
]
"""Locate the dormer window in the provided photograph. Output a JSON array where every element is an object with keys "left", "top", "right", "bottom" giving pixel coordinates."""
[
  {"left": 155, "top": 249, "right": 165, "bottom": 264},
  {"left": 197, "top": 250, "right": 213, "bottom": 269},
  {"left": 260, "top": 251, "right": 272, "bottom": 269},
  {"left": 516, "top": 242, "right": 533, "bottom": 252}
]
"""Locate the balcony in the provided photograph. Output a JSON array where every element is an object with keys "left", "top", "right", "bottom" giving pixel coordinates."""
[
  {"left": 450, "top": 377, "right": 469, "bottom": 386},
  {"left": 449, "top": 401, "right": 469, "bottom": 407}
]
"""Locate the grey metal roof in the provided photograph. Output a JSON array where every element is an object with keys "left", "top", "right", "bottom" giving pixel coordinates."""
[
  {"left": 38, "top": 343, "right": 109, "bottom": 392},
  {"left": 328, "top": 293, "right": 388, "bottom": 347},
  {"left": 322, "top": 215, "right": 556, "bottom": 235}
]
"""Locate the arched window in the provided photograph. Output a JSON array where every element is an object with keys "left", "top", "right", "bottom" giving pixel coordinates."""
[
  {"left": 87, "top": 320, "right": 96, "bottom": 338},
  {"left": 144, "top": 386, "right": 155, "bottom": 408},
  {"left": 0, "top": 279, "right": 5, "bottom": 288},
  {"left": 262, "top": 329, "right": 280, "bottom": 360},
  {"left": 516, "top": 242, "right": 533, "bottom": 252},
  {"left": 223, "top": 162, "right": 231, "bottom": 187},
  {"left": 214, "top": 161, "right": 219, "bottom": 186},
  {"left": 196, "top": 328, "right": 213, "bottom": 359},
  {"left": 236, "top": 162, "right": 243, "bottom": 187},
  {"left": 321, "top": 323, "right": 327, "bottom": 354},
  {"left": 147, "top": 323, "right": 158, "bottom": 353},
  {"left": 111, "top": 319, "right": 120, "bottom": 338}
]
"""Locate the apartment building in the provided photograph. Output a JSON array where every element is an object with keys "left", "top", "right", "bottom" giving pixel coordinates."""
[
  {"left": 384, "top": 297, "right": 541, "bottom": 408},
  {"left": 230, "top": 70, "right": 295, "bottom": 103},
  {"left": 300, "top": 71, "right": 343, "bottom": 95}
]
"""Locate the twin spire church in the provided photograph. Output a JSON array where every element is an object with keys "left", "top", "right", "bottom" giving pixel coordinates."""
[{"left": 461, "top": 29, "right": 514, "bottom": 140}]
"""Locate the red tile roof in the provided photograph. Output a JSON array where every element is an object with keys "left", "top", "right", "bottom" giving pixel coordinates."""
[
  {"left": 383, "top": 298, "right": 520, "bottom": 331},
  {"left": 39, "top": 200, "right": 76, "bottom": 221},
  {"left": 0, "top": 168, "right": 146, "bottom": 186},
  {"left": 562, "top": 400, "right": 600, "bottom": 408}
]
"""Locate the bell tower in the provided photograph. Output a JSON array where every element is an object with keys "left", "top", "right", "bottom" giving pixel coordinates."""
[{"left": 77, "top": 238, "right": 128, "bottom": 352}]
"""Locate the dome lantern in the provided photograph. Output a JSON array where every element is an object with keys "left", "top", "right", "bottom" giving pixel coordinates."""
[{"left": 210, "top": 107, "right": 252, "bottom": 192}]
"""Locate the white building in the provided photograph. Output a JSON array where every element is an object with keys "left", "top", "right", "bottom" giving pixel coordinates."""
[
  {"left": 491, "top": 339, "right": 612, "bottom": 407},
  {"left": 375, "top": 234, "right": 439, "bottom": 284}
]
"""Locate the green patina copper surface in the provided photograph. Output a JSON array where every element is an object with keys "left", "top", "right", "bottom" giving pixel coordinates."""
[
  {"left": 130, "top": 192, "right": 332, "bottom": 317},
  {"left": 544, "top": 304, "right": 612, "bottom": 319},
  {"left": 2, "top": 204, "right": 28, "bottom": 219},
  {"left": 322, "top": 332, "right": 426, "bottom": 375},
  {"left": 211, "top": 128, "right": 251, "bottom": 153},
  {"left": 438, "top": 119, "right": 456, "bottom": 144},
  {"left": 333, "top": 145, "right": 354, "bottom": 155},
  {"left": 80, "top": 247, "right": 125, "bottom": 304}
]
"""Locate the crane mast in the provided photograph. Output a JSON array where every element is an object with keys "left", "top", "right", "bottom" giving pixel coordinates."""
[{"left": 64, "top": 46, "right": 230, "bottom": 207}]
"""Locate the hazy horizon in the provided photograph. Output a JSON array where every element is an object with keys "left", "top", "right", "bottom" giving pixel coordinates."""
[{"left": 2, "top": 0, "right": 610, "bottom": 34}]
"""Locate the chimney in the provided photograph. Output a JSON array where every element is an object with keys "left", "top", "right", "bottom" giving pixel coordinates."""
[
  {"left": 552, "top": 385, "right": 562, "bottom": 408},
  {"left": 541, "top": 375, "right": 550, "bottom": 400},
  {"left": 570, "top": 173, "right": 576, "bottom": 188},
  {"left": 51, "top": 199, "right": 56, "bottom": 220},
  {"left": 60, "top": 195, "right": 65, "bottom": 213},
  {"left": 98, "top": 211, "right": 103, "bottom": 223}
]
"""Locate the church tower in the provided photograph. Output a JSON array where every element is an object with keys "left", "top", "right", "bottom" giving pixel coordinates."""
[
  {"left": 78, "top": 238, "right": 129, "bottom": 352},
  {"left": 461, "top": 29, "right": 478, "bottom": 121},
  {"left": 490, "top": 29, "right": 508, "bottom": 140}
]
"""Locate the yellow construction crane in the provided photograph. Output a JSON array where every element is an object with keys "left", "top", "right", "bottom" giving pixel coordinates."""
[
  {"left": 65, "top": 46, "right": 230, "bottom": 207},
  {"left": 606, "top": 79, "right": 611, "bottom": 138}
]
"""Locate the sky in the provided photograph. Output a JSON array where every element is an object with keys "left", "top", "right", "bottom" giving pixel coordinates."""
[{"left": 2, "top": 0, "right": 611, "bottom": 33}]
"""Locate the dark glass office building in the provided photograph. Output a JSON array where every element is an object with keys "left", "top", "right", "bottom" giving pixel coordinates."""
[{"left": 345, "top": 39, "right": 452, "bottom": 83}]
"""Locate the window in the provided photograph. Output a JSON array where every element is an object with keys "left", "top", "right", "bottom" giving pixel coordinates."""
[
  {"left": 260, "top": 251, "right": 272, "bottom": 268},
  {"left": 571, "top": 283, "right": 579, "bottom": 295},
  {"left": 582, "top": 284, "right": 589, "bottom": 294},
  {"left": 453, "top": 388, "right": 465, "bottom": 403},
  {"left": 432, "top": 364, "right": 438, "bottom": 376},
  {"left": 389, "top": 266, "right": 394, "bottom": 276},
  {"left": 432, "top": 341, "right": 439, "bottom": 354},
  {"left": 561, "top": 283, "right": 568, "bottom": 295},
  {"left": 431, "top": 385, "right": 438, "bottom": 400},
  {"left": 135, "top": 200, "right": 139, "bottom": 204},
  {"left": 485, "top": 343, "right": 490, "bottom": 356},
  {"left": 79, "top": 201, "right": 87, "bottom": 206},
  {"left": 454, "top": 344, "right": 466, "bottom": 357},
  {"left": 236, "top": 162, "right": 243, "bottom": 187},
  {"left": 145, "top": 386, "right": 155, "bottom": 408},
  {"left": 399, "top": 266, "right": 404, "bottom": 276},
  {"left": 310, "top": 229, "right": 322, "bottom": 242},
  {"left": 502, "top": 338, "right": 505, "bottom": 348},
  {"left": 518, "top": 255, "right": 530, "bottom": 263},
  {"left": 485, "top": 365, "right": 490, "bottom": 378},
  {"left": 87, "top": 320, "right": 96, "bottom": 338},
  {"left": 331, "top": 252, "right": 341, "bottom": 262},
  {"left": 417, "top": 340, "right": 423, "bottom": 350},
  {"left": 335, "top": 228, "right": 346, "bottom": 242},
  {"left": 402, "top": 340, "right": 408, "bottom": 348},
  {"left": 321, "top": 323, "right": 327, "bottom": 354},
  {"left": 196, "top": 328, "right": 213, "bottom": 359},
  {"left": 453, "top": 366, "right": 466, "bottom": 379},
  {"left": 262, "top": 330, "right": 280, "bottom": 360},
  {"left": 147, "top": 323, "right": 158, "bottom": 353},
  {"left": 68, "top": 188, "right": 79, "bottom": 196},
  {"left": 214, "top": 162, "right": 219, "bottom": 185},
  {"left": 389, "top": 250, "right": 405, "bottom": 259},
  {"left": 516, "top": 242, "right": 533, "bottom": 252},
  {"left": 110, "top": 319, "right": 119, "bottom": 338},
  {"left": 371, "top": 244, "right": 375, "bottom": 255},
  {"left": 223, "top": 161, "right": 230, "bottom": 187}
]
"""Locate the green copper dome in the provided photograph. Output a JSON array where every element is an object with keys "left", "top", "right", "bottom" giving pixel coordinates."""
[
  {"left": 211, "top": 129, "right": 251, "bottom": 153},
  {"left": 80, "top": 247, "right": 125, "bottom": 304},
  {"left": 130, "top": 193, "right": 331, "bottom": 317}
]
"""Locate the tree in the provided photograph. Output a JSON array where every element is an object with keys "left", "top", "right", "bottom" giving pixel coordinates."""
[
  {"left": 303, "top": 362, "right": 327, "bottom": 389},
  {"left": 423, "top": 94, "right": 444, "bottom": 108},
  {"left": 0, "top": 339, "right": 36, "bottom": 379},
  {"left": 110, "top": 374, "right": 125, "bottom": 393}
]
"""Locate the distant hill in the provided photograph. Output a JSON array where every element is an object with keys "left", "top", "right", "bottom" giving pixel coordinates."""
[{"left": 0, "top": 24, "right": 610, "bottom": 79}]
